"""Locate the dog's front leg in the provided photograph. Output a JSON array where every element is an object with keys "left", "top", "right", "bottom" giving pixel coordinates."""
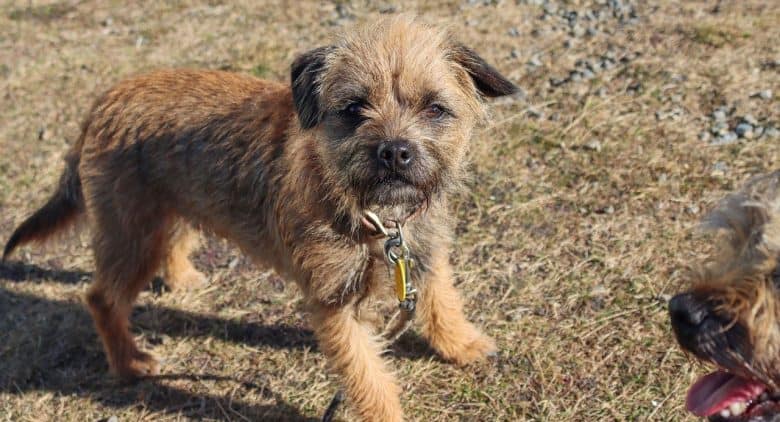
[
  {"left": 311, "top": 302, "right": 403, "bottom": 422},
  {"left": 417, "top": 248, "right": 497, "bottom": 365}
]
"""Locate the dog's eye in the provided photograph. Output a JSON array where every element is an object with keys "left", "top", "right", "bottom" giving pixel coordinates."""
[
  {"left": 424, "top": 104, "right": 447, "bottom": 120},
  {"left": 343, "top": 102, "right": 363, "bottom": 116}
]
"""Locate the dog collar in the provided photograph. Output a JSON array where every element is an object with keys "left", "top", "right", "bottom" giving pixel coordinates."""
[{"left": 359, "top": 204, "right": 424, "bottom": 237}]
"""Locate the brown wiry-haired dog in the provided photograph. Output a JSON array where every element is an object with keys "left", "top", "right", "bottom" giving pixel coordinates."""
[
  {"left": 2, "top": 16, "right": 517, "bottom": 421},
  {"left": 670, "top": 171, "right": 780, "bottom": 422}
]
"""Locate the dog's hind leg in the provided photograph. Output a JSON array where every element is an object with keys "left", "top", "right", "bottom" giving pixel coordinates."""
[
  {"left": 83, "top": 181, "right": 170, "bottom": 379},
  {"left": 162, "top": 221, "right": 206, "bottom": 292}
]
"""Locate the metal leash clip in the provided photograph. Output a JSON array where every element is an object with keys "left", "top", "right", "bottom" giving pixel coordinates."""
[{"left": 364, "top": 211, "right": 417, "bottom": 311}]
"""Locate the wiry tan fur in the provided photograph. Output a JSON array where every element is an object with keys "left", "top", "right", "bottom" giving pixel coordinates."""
[
  {"left": 2, "top": 16, "right": 517, "bottom": 421},
  {"left": 686, "top": 171, "right": 780, "bottom": 389}
]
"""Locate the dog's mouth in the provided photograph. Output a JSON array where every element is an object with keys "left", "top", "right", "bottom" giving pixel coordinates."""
[
  {"left": 364, "top": 173, "right": 427, "bottom": 206},
  {"left": 687, "top": 370, "right": 780, "bottom": 421}
]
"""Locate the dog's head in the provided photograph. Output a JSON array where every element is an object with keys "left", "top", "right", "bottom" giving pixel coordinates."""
[
  {"left": 289, "top": 16, "right": 516, "bottom": 223},
  {"left": 669, "top": 171, "right": 780, "bottom": 421}
]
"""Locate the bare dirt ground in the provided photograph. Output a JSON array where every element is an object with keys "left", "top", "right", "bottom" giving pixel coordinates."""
[{"left": 0, "top": 0, "right": 778, "bottom": 421}]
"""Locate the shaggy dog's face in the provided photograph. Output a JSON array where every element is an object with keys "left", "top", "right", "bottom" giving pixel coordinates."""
[
  {"left": 290, "top": 18, "right": 516, "bottom": 218},
  {"left": 670, "top": 172, "right": 780, "bottom": 421}
]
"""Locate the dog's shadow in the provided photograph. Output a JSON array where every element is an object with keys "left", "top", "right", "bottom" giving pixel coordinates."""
[
  {"left": 0, "top": 261, "right": 437, "bottom": 421},
  {"left": 0, "top": 261, "right": 322, "bottom": 421}
]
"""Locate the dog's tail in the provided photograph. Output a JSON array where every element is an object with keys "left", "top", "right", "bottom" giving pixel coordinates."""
[{"left": 3, "top": 135, "right": 86, "bottom": 261}]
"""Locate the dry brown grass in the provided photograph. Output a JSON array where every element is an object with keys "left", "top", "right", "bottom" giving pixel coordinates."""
[{"left": 0, "top": 0, "right": 778, "bottom": 421}]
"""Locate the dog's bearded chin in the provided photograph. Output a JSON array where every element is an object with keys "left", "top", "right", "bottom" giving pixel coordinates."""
[
  {"left": 364, "top": 176, "right": 427, "bottom": 209},
  {"left": 686, "top": 370, "right": 780, "bottom": 421}
]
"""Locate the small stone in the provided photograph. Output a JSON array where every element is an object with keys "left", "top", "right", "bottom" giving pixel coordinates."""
[
  {"left": 107, "top": 417, "right": 119, "bottom": 422},
  {"left": 756, "top": 89, "right": 773, "bottom": 100},
  {"left": 565, "top": 11, "right": 578, "bottom": 24},
  {"left": 570, "top": 70, "right": 583, "bottom": 82},
  {"left": 508, "top": 27, "right": 520, "bottom": 37},
  {"left": 571, "top": 25, "right": 586, "bottom": 38},
  {"left": 742, "top": 114, "right": 758, "bottom": 126},
  {"left": 712, "top": 110, "right": 727, "bottom": 121},
  {"left": 698, "top": 131, "right": 711, "bottom": 142},
  {"left": 526, "top": 107, "right": 543, "bottom": 119},
  {"left": 765, "top": 127, "right": 780, "bottom": 139},
  {"left": 754, "top": 126, "right": 764, "bottom": 138},
  {"left": 510, "top": 49, "right": 520, "bottom": 59},
  {"left": 528, "top": 55, "right": 543, "bottom": 67},
  {"left": 735, "top": 123, "right": 754, "bottom": 139},
  {"left": 712, "top": 161, "right": 728, "bottom": 173},
  {"left": 620, "top": 52, "right": 640, "bottom": 63},
  {"left": 711, "top": 121, "right": 729, "bottom": 136},
  {"left": 550, "top": 77, "right": 569, "bottom": 87},
  {"left": 627, "top": 81, "right": 642, "bottom": 93},
  {"left": 543, "top": 2, "right": 558, "bottom": 14},
  {"left": 712, "top": 132, "right": 738, "bottom": 145},
  {"left": 585, "top": 139, "right": 602, "bottom": 151},
  {"left": 581, "top": 69, "right": 595, "bottom": 79},
  {"left": 335, "top": 3, "right": 354, "bottom": 19}
]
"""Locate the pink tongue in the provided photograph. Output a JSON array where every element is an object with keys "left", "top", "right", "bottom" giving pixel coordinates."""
[{"left": 686, "top": 371, "right": 766, "bottom": 417}]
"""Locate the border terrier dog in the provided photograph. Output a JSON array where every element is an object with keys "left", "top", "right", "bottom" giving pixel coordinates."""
[
  {"left": 670, "top": 171, "right": 780, "bottom": 421},
  {"left": 2, "top": 16, "right": 517, "bottom": 421}
]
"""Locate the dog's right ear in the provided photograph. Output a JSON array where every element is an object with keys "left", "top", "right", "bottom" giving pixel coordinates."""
[
  {"left": 291, "top": 46, "right": 335, "bottom": 129},
  {"left": 450, "top": 44, "right": 518, "bottom": 98}
]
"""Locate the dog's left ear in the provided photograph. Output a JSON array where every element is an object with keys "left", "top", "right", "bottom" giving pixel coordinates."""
[
  {"left": 450, "top": 44, "right": 518, "bottom": 98},
  {"left": 291, "top": 46, "right": 335, "bottom": 129}
]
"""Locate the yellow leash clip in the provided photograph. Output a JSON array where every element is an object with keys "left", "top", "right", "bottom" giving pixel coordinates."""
[
  {"left": 395, "top": 256, "right": 415, "bottom": 302},
  {"left": 365, "top": 211, "right": 417, "bottom": 310}
]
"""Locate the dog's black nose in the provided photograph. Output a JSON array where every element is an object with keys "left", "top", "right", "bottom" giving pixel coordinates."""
[
  {"left": 377, "top": 140, "right": 413, "bottom": 171},
  {"left": 669, "top": 293, "right": 709, "bottom": 331}
]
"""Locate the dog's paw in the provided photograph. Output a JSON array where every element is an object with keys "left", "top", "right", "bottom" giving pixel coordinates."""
[
  {"left": 165, "top": 268, "right": 208, "bottom": 292},
  {"left": 114, "top": 351, "right": 160, "bottom": 380},
  {"left": 444, "top": 334, "right": 498, "bottom": 366}
]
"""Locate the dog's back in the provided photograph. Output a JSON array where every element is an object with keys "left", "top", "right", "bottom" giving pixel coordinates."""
[{"left": 4, "top": 70, "right": 293, "bottom": 261}]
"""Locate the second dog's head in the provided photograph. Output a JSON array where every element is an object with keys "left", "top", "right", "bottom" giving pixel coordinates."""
[
  {"left": 290, "top": 16, "right": 516, "bottom": 222},
  {"left": 669, "top": 171, "right": 780, "bottom": 421}
]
